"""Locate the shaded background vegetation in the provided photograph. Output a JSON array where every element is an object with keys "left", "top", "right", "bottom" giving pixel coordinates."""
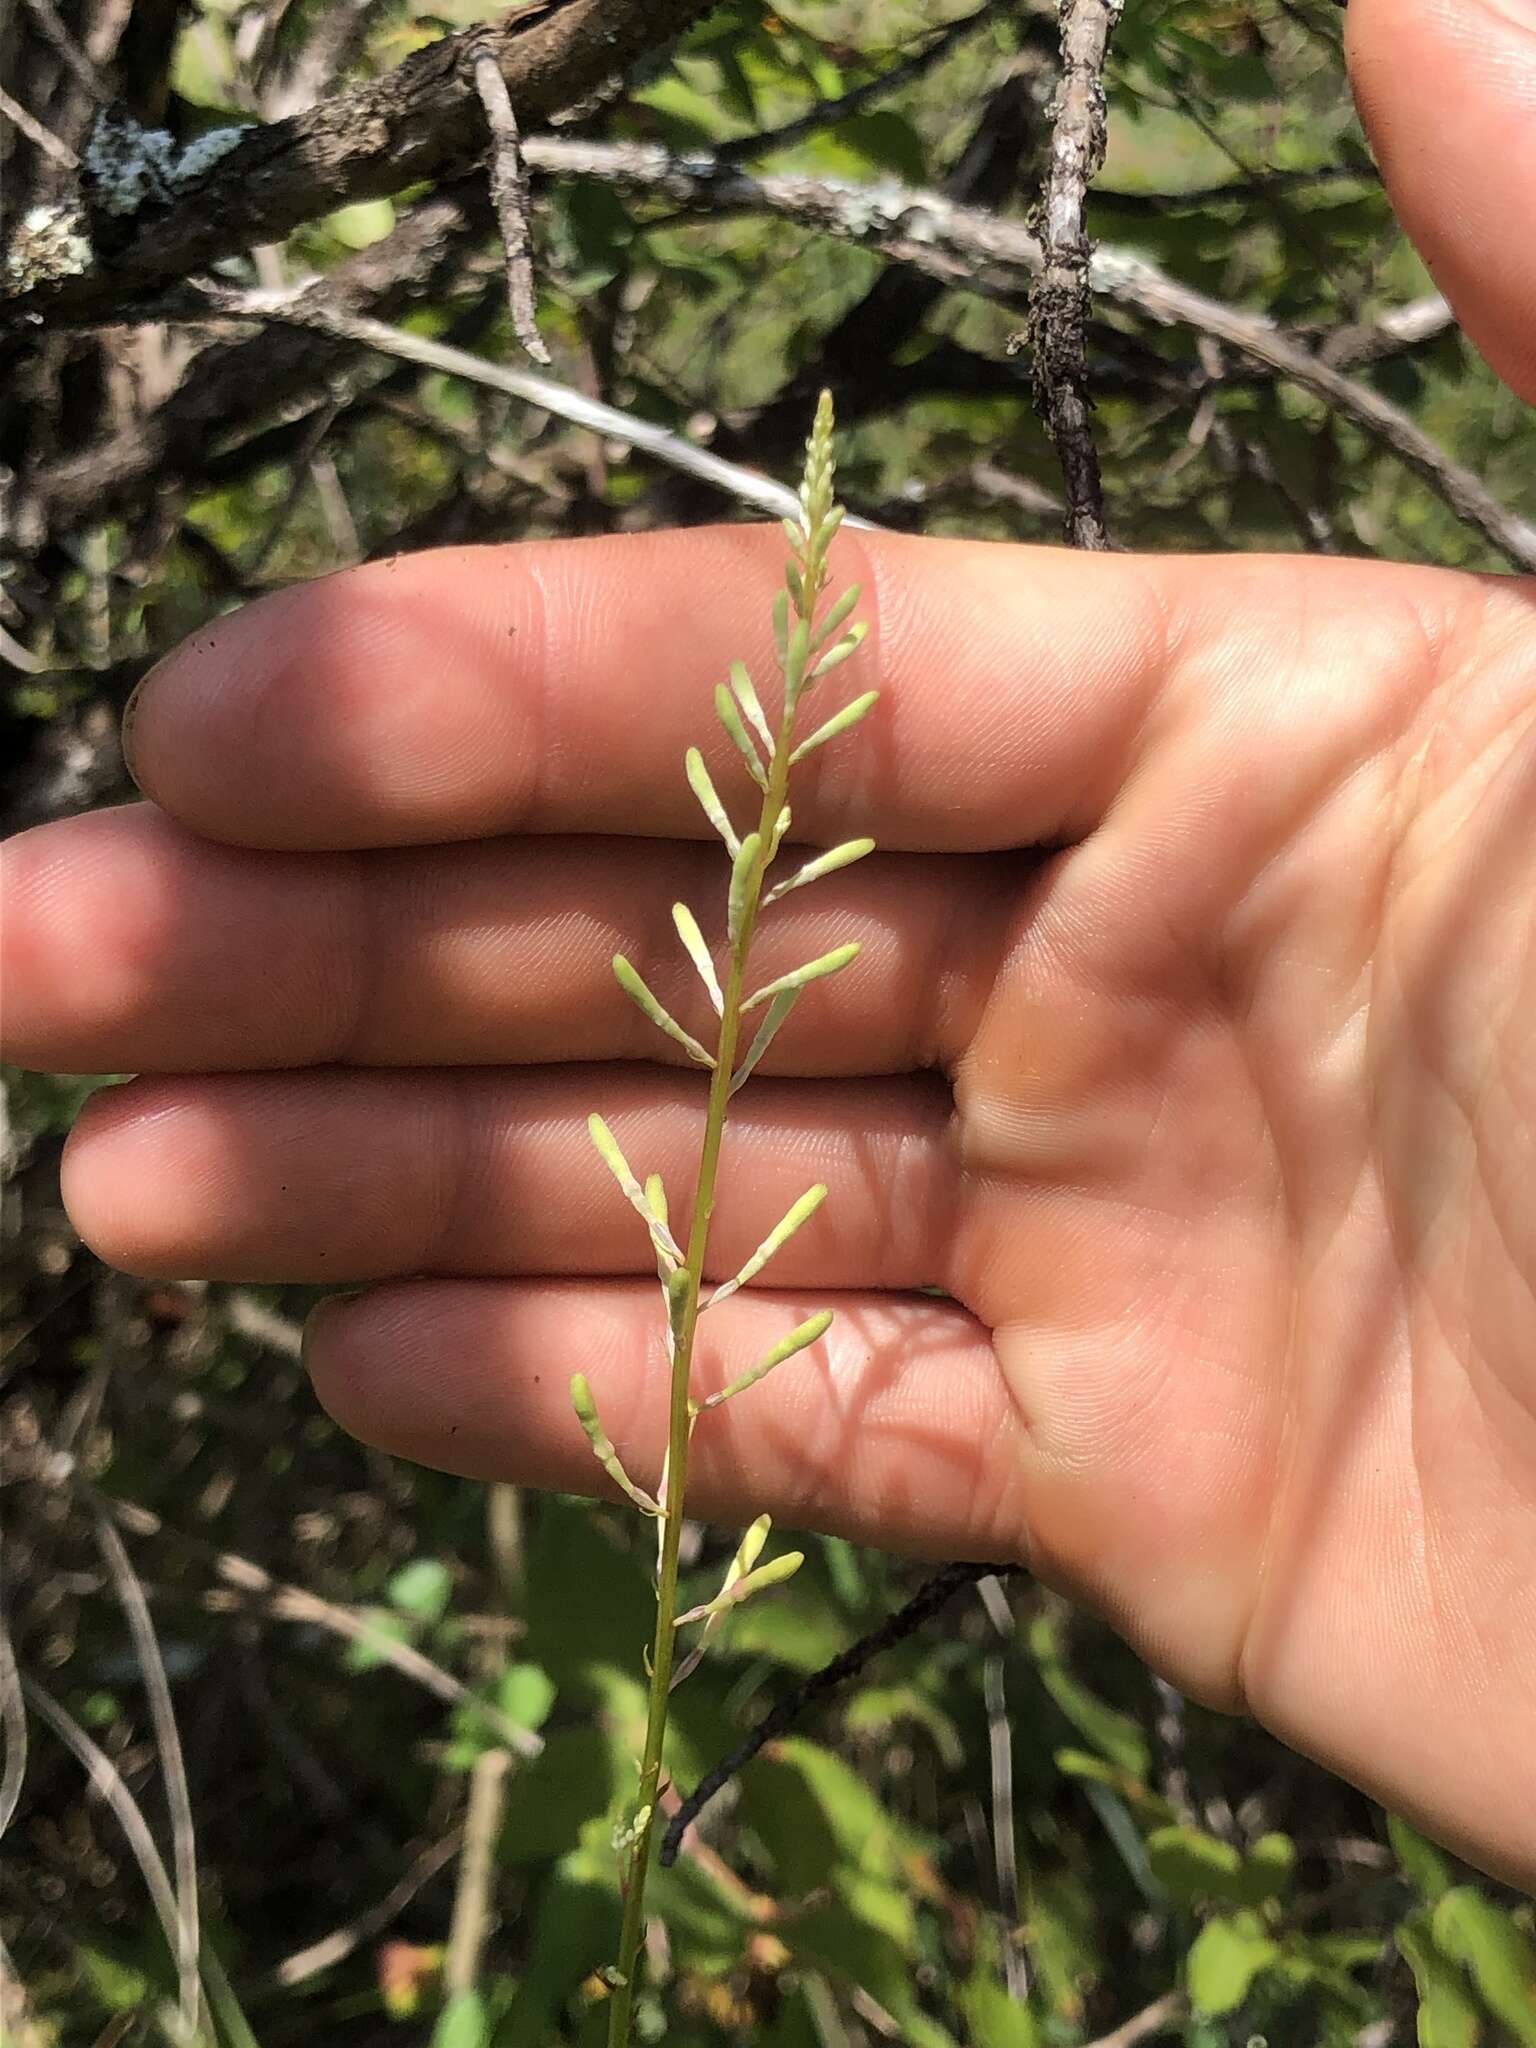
[{"left": 3, "top": 1, "right": 1536, "bottom": 2043}]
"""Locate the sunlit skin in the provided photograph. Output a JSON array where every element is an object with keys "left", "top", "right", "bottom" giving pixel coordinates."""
[{"left": 2, "top": 0, "right": 1532, "bottom": 1888}]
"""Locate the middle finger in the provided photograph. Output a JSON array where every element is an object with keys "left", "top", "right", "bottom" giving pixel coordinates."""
[{"left": 1, "top": 804, "right": 1016, "bottom": 1077}]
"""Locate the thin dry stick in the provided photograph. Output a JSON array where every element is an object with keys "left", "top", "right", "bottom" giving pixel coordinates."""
[
  {"left": 92, "top": 1507, "right": 203, "bottom": 2044},
  {"left": 443, "top": 1746, "right": 513, "bottom": 1999},
  {"left": 661, "top": 1561, "right": 1018, "bottom": 1868},
  {"left": 472, "top": 51, "right": 550, "bottom": 364},
  {"left": 0, "top": 1612, "right": 26, "bottom": 1840},
  {"left": 274, "top": 1832, "right": 462, "bottom": 1986},
  {"left": 0, "top": 83, "right": 80, "bottom": 167},
  {"left": 21, "top": 1677, "right": 185, "bottom": 2008},
  {"left": 168, "top": 283, "right": 846, "bottom": 527},
  {"left": 983, "top": 1647, "right": 1027, "bottom": 2001},
  {"left": 1025, "top": 0, "right": 1123, "bottom": 548},
  {"left": 97, "top": 1492, "right": 543, "bottom": 1758},
  {"left": 1083, "top": 1991, "right": 1188, "bottom": 2048}
]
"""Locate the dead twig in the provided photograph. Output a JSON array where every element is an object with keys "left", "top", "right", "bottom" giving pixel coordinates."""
[
  {"left": 443, "top": 1747, "right": 513, "bottom": 1999},
  {"left": 472, "top": 52, "right": 549, "bottom": 364},
  {"left": 96, "top": 1492, "right": 544, "bottom": 1759},
  {"left": 274, "top": 1832, "right": 462, "bottom": 1986},
  {"left": 660, "top": 1561, "right": 1021, "bottom": 1868},
  {"left": 1023, "top": 0, "right": 1123, "bottom": 548}
]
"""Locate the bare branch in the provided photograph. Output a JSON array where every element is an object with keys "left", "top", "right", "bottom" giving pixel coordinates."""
[
  {"left": 2, "top": 0, "right": 715, "bottom": 326},
  {"left": 472, "top": 50, "right": 550, "bottom": 363},
  {"left": 273, "top": 1833, "right": 462, "bottom": 1987},
  {"left": 1024, "top": 0, "right": 1123, "bottom": 549},
  {"left": 154, "top": 281, "right": 841, "bottom": 524},
  {"left": 0, "top": 84, "right": 79, "bottom": 169},
  {"left": 443, "top": 1747, "right": 513, "bottom": 1999}
]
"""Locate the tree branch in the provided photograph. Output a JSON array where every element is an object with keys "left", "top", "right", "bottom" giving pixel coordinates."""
[
  {"left": 1, "top": 0, "right": 712, "bottom": 326},
  {"left": 1025, "top": 0, "right": 1122, "bottom": 549}
]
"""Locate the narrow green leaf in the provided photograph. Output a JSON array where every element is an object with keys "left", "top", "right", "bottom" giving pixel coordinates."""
[
  {"left": 708, "top": 1184, "right": 827, "bottom": 1306},
  {"left": 728, "top": 659, "right": 774, "bottom": 752},
  {"left": 570, "top": 1373, "right": 660, "bottom": 1515},
  {"left": 1432, "top": 1887, "right": 1536, "bottom": 2044},
  {"left": 674, "top": 1549, "right": 804, "bottom": 1627},
  {"left": 785, "top": 557, "right": 805, "bottom": 613},
  {"left": 742, "top": 941, "right": 859, "bottom": 1012},
  {"left": 809, "top": 618, "right": 868, "bottom": 681},
  {"left": 811, "top": 583, "right": 860, "bottom": 652},
  {"left": 789, "top": 688, "right": 879, "bottom": 765},
  {"left": 671, "top": 1513, "right": 774, "bottom": 1688},
  {"left": 715, "top": 683, "right": 768, "bottom": 789},
  {"left": 730, "top": 987, "right": 797, "bottom": 1094},
  {"left": 671, "top": 902, "right": 723, "bottom": 1014},
  {"left": 1389, "top": 1813, "right": 1454, "bottom": 1901},
  {"left": 612, "top": 954, "right": 716, "bottom": 1068},
  {"left": 587, "top": 1112, "right": 683, "bottom": 1266},
  {"left": 765, "top": 836, "right": 875, "bottom": 903},
  {"left": 685, "top": 746, "right": 740, "bottom": 855},
  {"left": 1398, "top": 1911, "right": 1481, "bottom": 2048},
  {"left": 783, "top": 615, "right": 812, "bottom": 702},
  {"left": 772, "top": 587, "right": 790, "bottom": 663},
  {"left": 728, "top": 831, "right": 762, "bottom": 947},
  {"left": 698, "top": 1308, "right": 834, "bottom": 1411}
]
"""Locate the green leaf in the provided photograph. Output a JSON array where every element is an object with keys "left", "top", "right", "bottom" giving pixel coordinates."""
[
  {"left": 789, "top": 688, "right": 879, "bottom": 764},
  {"left": 706, "top": 1183, "right": 827, "bottom": 1304},
  {"left": 765, "top": 836, "right": 876, "bottom": 904},
  {"left": 742, "top": 942, "right": 860, "bottom": 1012},
  {"left": 612, "top": 953, "right": 716, "bottom": 1067},
  {"left": 587, "top": 1112, "right": 684, "bottom": 1266},
  {"left": 674, "top": 1548, "right": 804, "bottom": 1627},
  {"left": 731, "top": 987, "right": 797, "bottom": 1094},
  {"left": 1145, "top": 1824, "right": 1295, "bottom": 1907},
  {"left": 326, "top": 198, "right": 397, "bottom": 249},
  {"left": 684, "top": 745, "right": 740, "bottom": 855},
  {"left": 431, "top": 1990, "right": 489, "bottom": 2048},
  {"left": 1432, "top": 1887, "right": 1536, "bottom": 2044},
  {"left": 1186, "top": 1911, "right": 1280, "bottom": 2016},
  {"left": 728, "top": 831, "right": 763, "bottom": 946},
  {"left": 672, "top": 902, "right": 723, "bottom": 1013},
  {"left": 570, "top": 1373, "right": 660, "bottom": 1515},
  {"left": 716, "top": 683, "right": 769, "bottom": 789},
  {"left": 500, "top": 1728, "right": 623, "bottom": 1865},
  {"left": 387, "top": 1557, "right": 452, "bottom": 1623},
  {"left": 728, "top": 658, "right": 774, "bottom": 750},
  {"left": 1390, "top": 1813, "right": 1455, "bottom": 1901},
  {"left": 1398, "top": 1910, "right": 1482, "bottom": 2048},
  {"left": 1028, "top": 1615, "right": 1150, "bottom": 1777},
  {"left": 697, "top": 1308, "right": 833, "bottom": 1410}
]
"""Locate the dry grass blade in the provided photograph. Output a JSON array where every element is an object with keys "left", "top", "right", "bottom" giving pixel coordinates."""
[
  {"left": 91, "top": 1506, "right": 203, "bottom": 2042},
  {"left": 0, "top": 1612, "right": 27, "bottom": 1841}
]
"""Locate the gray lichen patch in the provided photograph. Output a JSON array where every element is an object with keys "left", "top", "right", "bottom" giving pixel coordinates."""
[{"left": 82, "top": 109, "right": 249, "bottom": 219}]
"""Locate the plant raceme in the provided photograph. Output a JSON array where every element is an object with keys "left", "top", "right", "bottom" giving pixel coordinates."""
[{"left": 571, "top": 393, "right": 874, "bottom": 2042}]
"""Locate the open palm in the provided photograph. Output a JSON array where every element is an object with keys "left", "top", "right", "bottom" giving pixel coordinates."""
[{"left": 4, "top": 0, "right": 1534, "bottom": 1891}]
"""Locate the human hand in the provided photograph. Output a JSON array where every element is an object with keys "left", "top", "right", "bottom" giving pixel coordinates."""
[{"left": 4, "top": 0, "right": 1533, "bottom": 1890}]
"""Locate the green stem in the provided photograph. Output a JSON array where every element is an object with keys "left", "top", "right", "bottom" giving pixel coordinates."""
[{"left": 605, "top": 725, "right": 794, "bottom": 2046}]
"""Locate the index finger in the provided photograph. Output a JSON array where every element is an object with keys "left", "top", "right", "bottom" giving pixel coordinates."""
[{"left": 124, "top": 526, "right": 1172, "bottom": 853}]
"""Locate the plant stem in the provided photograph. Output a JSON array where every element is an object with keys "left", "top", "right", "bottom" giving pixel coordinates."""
[{"left": 604, "top": 715, "right": 795, "bottom": 2046}]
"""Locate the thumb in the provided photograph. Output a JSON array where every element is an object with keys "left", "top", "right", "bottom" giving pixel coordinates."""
[{"left": 1348, "top": 0, "right": 1536, "bottom": 401}]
